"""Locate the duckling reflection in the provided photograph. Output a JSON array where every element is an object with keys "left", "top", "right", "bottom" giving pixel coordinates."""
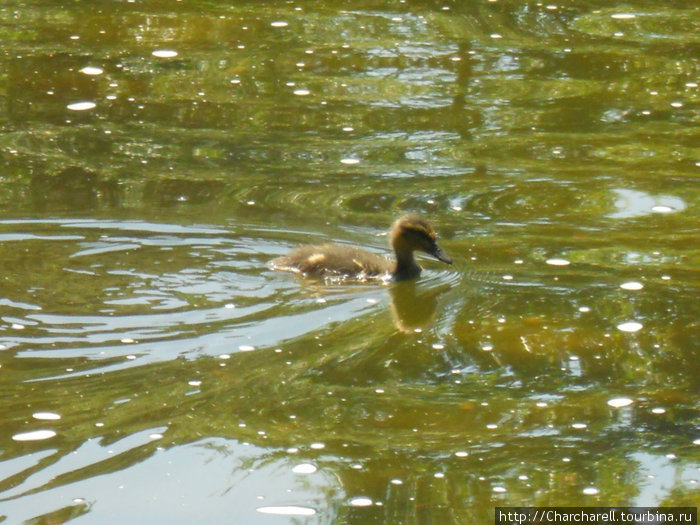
[
  {"left": 271, "top": 214, "right": 452, "bottom": 282},
  {"left": 388, "top": 280, "right": 443, "bottom": 333}
]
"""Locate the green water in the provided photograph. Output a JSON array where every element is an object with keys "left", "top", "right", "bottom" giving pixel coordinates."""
[{"left": 1, "top": 0, "right": 698, "bottom": 523}]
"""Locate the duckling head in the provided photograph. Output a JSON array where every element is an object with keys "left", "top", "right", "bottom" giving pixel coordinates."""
[{"left": 390, "top": 214, "right": 452, "bottom": 265}]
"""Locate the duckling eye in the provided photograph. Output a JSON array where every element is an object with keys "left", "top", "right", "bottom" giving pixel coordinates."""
[
  {"left": 424, "top": 238, "right": 439, "bottom": 251},
  {"left": 406, "top": 229, "right": 435, "bottom": 250}
]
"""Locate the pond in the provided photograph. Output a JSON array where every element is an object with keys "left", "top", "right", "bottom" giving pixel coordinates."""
[{"left": 1, "top": 0, "right": 698, "bottom": 523}]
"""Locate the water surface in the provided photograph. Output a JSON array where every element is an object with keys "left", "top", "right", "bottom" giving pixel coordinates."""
[{"left": 1, "top": 0, "right": 698, "bottom": 523}]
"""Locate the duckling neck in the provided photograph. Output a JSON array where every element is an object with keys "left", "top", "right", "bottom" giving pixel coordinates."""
[{"left": 393, "top": 249, "right": 421, "bottom": 281}]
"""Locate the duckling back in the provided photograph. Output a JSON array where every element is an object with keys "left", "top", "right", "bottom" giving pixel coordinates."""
[{"left": 271, "top": 243, "right": 392, "bottom": 280}]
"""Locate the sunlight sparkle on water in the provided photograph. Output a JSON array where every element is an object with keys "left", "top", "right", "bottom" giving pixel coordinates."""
[
  {"left": 152, "top": 50, "right": 178, "bottom": 58},
  {"left": 611, "top": 13, "right": 636, "bottom": 19},
  {"left": 617, "top": 321, "right": 643, "bottom": 333},
  {"left": 608, "top": 397, "right": 634, "bottom": 408},
  {"left": 340, "top": 158, "right": 361, "bottom": 165},
  {"left": 33, "top": 412, "right": 61, "bottom": 420},
  {"left": 546, "top": 258, "right": 570, "bottom": 266},
  {"left": 12, "top": 430, "right": 57, "bottom": 441},
  {"left": 620, "top": 281, "right": 643, "bottom": 290},
  {"left": 350, "top": 497, "right": 373, "bottom": 507},
  {"left": 67, "top": 101, "right": 96, "bottom": 111},
  {"left": 80, "top": 66, "right": 103, "bottom": 75},
  {"left": 292, "top": 463, "right": 317, "bottom": 474},
  {"left": 270, "top": 21, "right": 289, "bottom": 27},
  {"left": 257, "top": 506, "right": 315, "bottom": 516},
  {"left": 583, "top": 487, "right": 600, "bottom": 495}
]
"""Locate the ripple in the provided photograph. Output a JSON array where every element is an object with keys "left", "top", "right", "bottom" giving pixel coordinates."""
[
  {"left": 462, "top": 184, "right": 586, "bottom": 222},
  {"left": 2, "top": 218, "right": 434, "bottom": 380},
  {"left": 608, "top": 189, "right": 686, "bottom": 218},
  {"left": 573, "top": 8, "right": 698, "bottom": 43},
  {"left": 3, "top": 427, "right": 168, "bottom": 500}
]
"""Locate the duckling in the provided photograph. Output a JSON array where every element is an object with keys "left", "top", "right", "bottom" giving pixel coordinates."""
[{"left": 271, "top": 214, "right": 452, "bottom": 281}]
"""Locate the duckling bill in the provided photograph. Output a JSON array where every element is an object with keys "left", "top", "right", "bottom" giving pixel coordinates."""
[{"left": 271, "top": 214, "right": 452, "bottom": 282}]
